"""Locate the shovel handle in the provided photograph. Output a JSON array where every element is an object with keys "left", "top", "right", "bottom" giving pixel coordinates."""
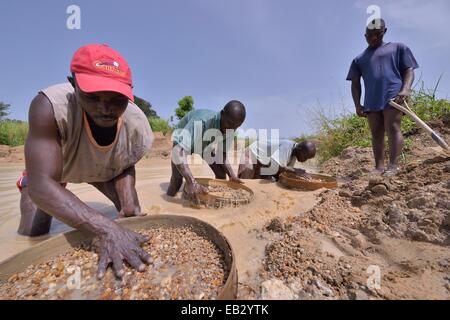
[{"left": 389, "top": 100, "right": 450, "bottom": 150}]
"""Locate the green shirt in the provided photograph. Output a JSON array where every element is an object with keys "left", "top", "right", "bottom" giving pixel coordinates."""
[{"left": 173, "top": 109, "right": 233, "bottom": 155}]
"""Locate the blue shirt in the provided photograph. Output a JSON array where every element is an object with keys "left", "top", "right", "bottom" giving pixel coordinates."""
[{"left": 346, "top": 42, "right": 419, "bottom": 112}]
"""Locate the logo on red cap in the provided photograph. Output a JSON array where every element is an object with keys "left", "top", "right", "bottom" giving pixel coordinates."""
[{"left": 93, "top": 60, "right": 126, "bottom": 76}]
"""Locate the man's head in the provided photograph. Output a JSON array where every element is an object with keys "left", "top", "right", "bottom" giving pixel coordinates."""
[
  {"left": 220, "top": 100, "right": 246, "bottom": 132},
  {"left": 365, "top": 18, "right": 387, "bottom": 48},
  {"left": 292, "top": 141, "right": 316, "bottom": 162},
  {"left": 69, "top": 44, "right": 133, "bottom": 127}
]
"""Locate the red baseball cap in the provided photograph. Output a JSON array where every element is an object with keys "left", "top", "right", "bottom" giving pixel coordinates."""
[{"left": 70, "top": 44, "right": 134, "bottom": 102}]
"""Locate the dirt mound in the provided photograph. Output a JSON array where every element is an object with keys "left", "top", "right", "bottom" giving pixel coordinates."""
[
  {"left": 258, "top": 120, "right": 450, "bottom": 300},
  {"left": 260, "top": 188, "right": 450, "bottom": 299},
  {"left": 320, "top": 147, "right": 373, "bottom": 180},
  {"left": 147, "top": 132, "right": 172, "bottom": 159},
  {"left": 0, "top": 145, "right": 24, "bottom": 163},
  {"left": 346, "top": 157, "right": 450, "bottom": 245},
  {"left": 320, "top": 117, "right": 450, "bottom": 180}
]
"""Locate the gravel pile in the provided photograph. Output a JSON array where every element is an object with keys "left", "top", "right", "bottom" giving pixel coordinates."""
[{"left": 207, "top": 185, "right": 252, "bottom": 200}]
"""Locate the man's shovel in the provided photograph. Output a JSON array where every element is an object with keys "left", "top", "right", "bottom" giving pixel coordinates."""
[{"left": 389, "top": 100, "right": 450, "bottom": 153}]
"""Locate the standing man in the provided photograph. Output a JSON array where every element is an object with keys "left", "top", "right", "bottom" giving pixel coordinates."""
[
  {"left": 166, "top": 103, "right": 246, "bottom": 203},
  {"left": 238, "top": 139, "right": 316, "bottom": 181},
  {"left": 17, "top": 44, "right": 154, "bottom": 278},
  {"left": 346, "top": 19, "right": 419, "bottom": 176}
]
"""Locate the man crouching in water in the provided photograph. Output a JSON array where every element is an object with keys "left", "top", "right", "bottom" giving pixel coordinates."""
[
  {"left": 238, "top": 139, "right": 316, "bottom": 181},
  {"left": 17, "top": 44, "right": 154, "bottom": 278},
  {"left": 166, "top": 103, "right": 246, "bottom": 204}
]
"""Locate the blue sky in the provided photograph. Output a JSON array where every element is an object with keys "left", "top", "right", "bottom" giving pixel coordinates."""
[{"left": 0, "top": 0, "right": 449, "bottom": 138}]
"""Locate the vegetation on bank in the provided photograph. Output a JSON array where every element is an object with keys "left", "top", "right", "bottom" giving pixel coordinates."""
[
  {"left": 296, "top": 83, "right": 450, "bottom": 163},
  {"left": 0, "top": 120, "right": 28, "bottom": 147},
  {"left": 149, "top": 117, "right": 172, "bottom": 135}
]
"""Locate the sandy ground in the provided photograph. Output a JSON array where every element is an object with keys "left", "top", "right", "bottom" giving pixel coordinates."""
[{"left": 0, "top": 153, "right": 321, "bottom": 294}]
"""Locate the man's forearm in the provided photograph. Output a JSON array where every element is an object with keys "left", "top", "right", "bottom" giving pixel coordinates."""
[
  {"left": 351, "top": 79, "right": 362, "bottom": 107},
  {"left": 175, "top": 162, "right": 196, "bottom": 184},
  {"left": 172, "top": 146, "right": 196, "bottom": 184},
  {"left": 114, "top": 166, "right": 140, "bottom": 213},
  {"left": 28, "top": 177, "right": 114, "bottom": 236},
  {"left": 222, "top": 152, "right": 238, "bottom": 179},
  {"left": 401, "top": 68, "right": 415, "bottom": 92}
]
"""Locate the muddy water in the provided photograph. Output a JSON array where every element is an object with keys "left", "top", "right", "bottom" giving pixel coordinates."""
[{"left": 0, "top": 157, "right": 321, "bottom": 286}]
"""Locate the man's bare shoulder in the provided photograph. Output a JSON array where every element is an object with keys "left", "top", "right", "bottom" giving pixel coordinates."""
[{"left": 28, "top": 93, "right": 58, "bottom": 135}]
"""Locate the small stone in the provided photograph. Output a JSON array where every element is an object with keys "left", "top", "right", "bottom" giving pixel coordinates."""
[
  {"left": 196, "top": 292, "right": 205, "bottom": 300},
  {"left": 348, "top": 289, "right": 369, "bottom": 300},
  {"left": 311, "top": 279, "right": 333, "bottom": 297},
  {"left": 339, "top": 190, "right": 352, "bottom": 198},
  {"left": 351, "top": 234, "right": 366, "bottom": 249},
  {"left": 407, "top": 195, "right": 430, "bottom": 209},
  {"left": 371, "top": 184, "right": 388, "bottom": 196},
  {"left": 368, "top": 177, "right": 385, "bottom": 189},
  {"left": 266, "top": 218, "right": 285, "bottom": 233},
  {"left": 385, "top": 203, "right": 407, "bottom": 226},
  {"left": 8, "top": 274, "right": 19, "bottom": 283},
  {"left": 405, "top": 228, "right": 430, "bottom": 242},
  {"left": 438, "top": 260, "right": 449, "bottom": 268},
  {"left": 261, "top": 279, "right": 295, "bottom": 300},
  {"left": 56, "top": 262, "right": 64, "bottom": 272}
]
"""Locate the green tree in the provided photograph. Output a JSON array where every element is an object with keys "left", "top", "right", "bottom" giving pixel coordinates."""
[
  {"left": 0, "top": 102, "right": 10, "bottom": 120},
  {"left": 175, "top": 96, "right": 194, "bottom": 120},
  {"left": 133, "top": 96, "right": 159, "bottom": 119}
]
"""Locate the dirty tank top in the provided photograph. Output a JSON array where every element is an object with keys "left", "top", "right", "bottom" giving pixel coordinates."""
[{"left": 40, "top": 83, "right": 154, "bottom": 183}]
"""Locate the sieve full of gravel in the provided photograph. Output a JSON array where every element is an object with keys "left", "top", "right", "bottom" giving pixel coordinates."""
[{"left": 0, "top": 227, "right": 229, "bottom": 300}]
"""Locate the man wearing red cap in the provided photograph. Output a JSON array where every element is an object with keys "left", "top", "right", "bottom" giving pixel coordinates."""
[{"left": 17, "top": 44, "right": 154, "bottom": 278}]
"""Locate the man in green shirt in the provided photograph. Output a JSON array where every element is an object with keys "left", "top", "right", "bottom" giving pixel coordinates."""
[{"left": 167, "top": 101, "right": 246, "bottom": 203}]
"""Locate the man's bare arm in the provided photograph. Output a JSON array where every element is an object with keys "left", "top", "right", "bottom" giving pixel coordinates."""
[
  {"left": 351, "top": 77, "right": 366, "bottom": 117},
  {"left": 113, "top": 165, "right": 144, "bottom": 217},
  {"left": 221, "top": 152, "right": 241, "bottom": 183},
  {"left": 395, "top": 68, "right": 415, "bottom": 104},
  {"left": 171, "top": 145, "right": 208, "bottom": 203}
]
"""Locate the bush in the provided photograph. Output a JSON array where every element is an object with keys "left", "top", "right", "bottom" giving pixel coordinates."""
[
  {"left": 0, "top": 120, "right": 29, "bottom": 146},
  {"left": 149, "top": 117, "right": 172, "bottom": 135},
  {"left": 401, "top": 87, "right": 450, "bottom": 134}
]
